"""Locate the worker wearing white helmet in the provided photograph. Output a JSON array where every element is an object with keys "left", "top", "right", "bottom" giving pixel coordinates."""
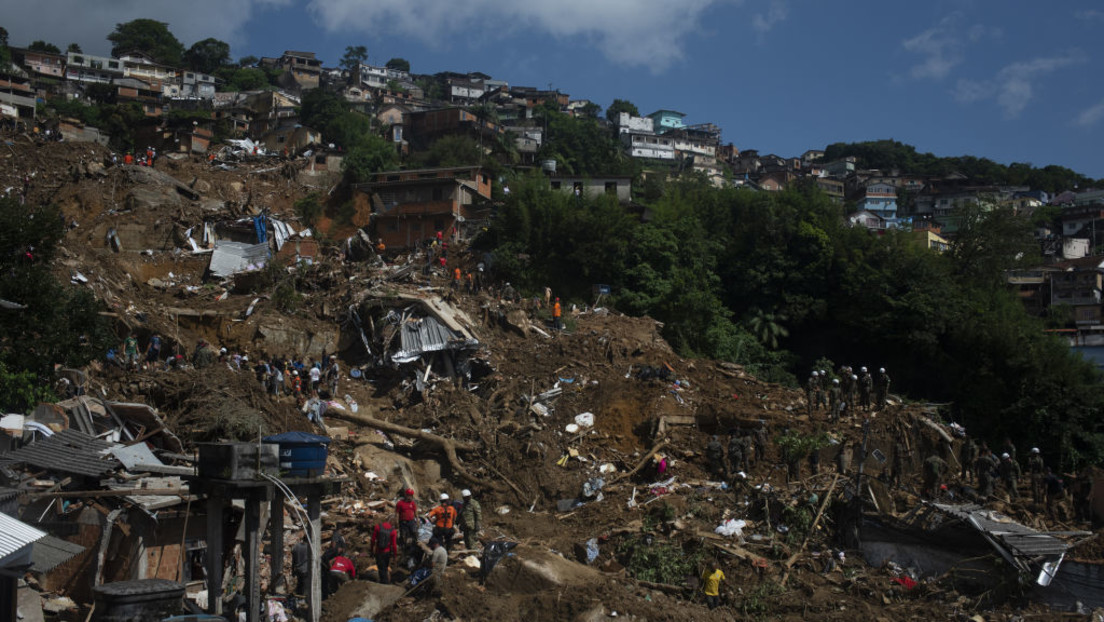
[
  {"left": 875, "top": 367, "right": 891, "bottom": 410},
  {"left": 459, "top": 489, "right": 483, "bottom": 550},
  {"left": 428, "top": 492, "right": 457, "bottom": 544},
  {"left": 859, "top": 367, "right": 873, "bottom": 411}
]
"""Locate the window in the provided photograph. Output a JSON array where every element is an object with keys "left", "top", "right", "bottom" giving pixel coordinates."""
[
  {"left": 551, "top": 181, "right": 562, "bottom": 190},
  {"left": 386, "top": 175, "right": 400, "bottom": 182},
  {"left": 605, "top": 181, "right": 618, "bottom": 195}
]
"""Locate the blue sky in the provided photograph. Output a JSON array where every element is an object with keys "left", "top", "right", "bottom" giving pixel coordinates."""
[{"left": 4, "top": 1, "right": 1103, "bottom": 178}]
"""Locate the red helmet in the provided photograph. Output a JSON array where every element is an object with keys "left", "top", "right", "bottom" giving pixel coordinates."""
[{"left": 404, "top": 488, "right": 414, "bottom": 497}]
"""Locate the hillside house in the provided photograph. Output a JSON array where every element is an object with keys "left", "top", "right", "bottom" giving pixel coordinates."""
[
  {"left": 261, "top": 51, "right": 322, "bottom": 91},
  {"left": 355, "top": 166, "right": 493, "bottom": 249},
  {"left": 12, "top": 47, "right": 65, "bottom": 79},
  {"left": 260, "top": 124, "right": 321, "bottom": 154},
  {"left": 549, "top": 175, "right": 632, "bottom": 202},
  {"left": 849, "top": 209, "right": 887, "bottom": 231},
  {"left": 647, "top": 109, "right": 686, "bottom": 133},
  {"left": 1050, "top": 257, "right": 1104, "bottom": 326},
  {"left": 404, "top": 107, "right": 502, "bottom": 152},
  {"left": 857, "top": 181, "right": 899, "bottom": 224},
  {"left": 65, "top": 52, "right": 124, "bottom": 84},
  {"left": 816, "top": 177, "right": 845, "bottom": 203}
]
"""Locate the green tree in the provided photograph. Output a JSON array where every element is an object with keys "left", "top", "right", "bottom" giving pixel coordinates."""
[
  {"left": 218, "top": 67, "right": 270, "bottom": 91},
  {"left": 107, "top": 18, "right": 186, "bottom": 66},
  {"left": 238, "top": 55, "right": 259, "bottom": 67},
  {"left": 412, "top": 134, "right": 482, "bottom": 168},
  {"left": 0, "top": 28, "right": 8, "bottom": 65},
  {"left": 385, "top": 57, "right": 410, "bottom": 72},
  {"left": 948, "top": 202, "right": 1036, "bottom": 286},
  {"left": 28, "top": 40, "right": 61, "bottom": 54},
  {"left": 746, "top": 308, "right": 790, "bottom": 350},
  {"left": 0, "top": 199, "right": 113, "bottom": 387},
  {"left": 606, "top": 98, "right": 639, "bottom": 120},
  {"left": 342, "top": 134, "right": 399, "bottom": 184},
  {"left": 67, "top": 43, "right": 82, "bottom": 54},
  {"left": 184, "top": 37, "right": 231, "bottom": 74},
  {"left": 340, "top": 45, "right": 368, "bottom": 72}
]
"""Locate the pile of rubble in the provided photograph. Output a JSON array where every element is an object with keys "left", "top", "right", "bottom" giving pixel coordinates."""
[{"left": 0, "top": 139, "right": 1101, "bottom": 622}]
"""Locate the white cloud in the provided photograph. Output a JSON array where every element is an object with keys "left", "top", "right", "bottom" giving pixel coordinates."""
[
  {"left": 0, "top": 0, "right": 290, "bottom": 57},
  {"left": 752, "top": 0, "right": 788, "bottom": 35},
  {"left": 1076, "top": 99, "right": 1104, "bottom": 127},
  {"left": 954, "top": 52, "right": 1085, "bottom": 118},
  {"left": 305, "top": 0, "right": 733, "bottom": 71},
  {"left": 901, "top": 13, "right": 1001, "bottom": 81}
]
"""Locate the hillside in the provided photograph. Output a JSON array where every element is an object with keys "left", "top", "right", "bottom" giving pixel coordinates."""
[{"left": 0, "top": 134, "right": 1099, "bottom": 621}]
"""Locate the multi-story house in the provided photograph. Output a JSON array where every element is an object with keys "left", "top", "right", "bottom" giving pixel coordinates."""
[
  {"left": 856, "top": 181, "right": 899, "bottom": 224},
  {"left": 261, "top": 51, "right": 322, "bottom": 91},
  {"left": 11, "top": 48, "right": 65, "bottom": 79},
  {"left": 647, "top": 109, "right": 686, "bottom": 133},
  {"left": 355, "top": 166, "right": 493, "bottom": 249},
  {"left": 65, "top": 52, "right": 124, "bottom": 84}
]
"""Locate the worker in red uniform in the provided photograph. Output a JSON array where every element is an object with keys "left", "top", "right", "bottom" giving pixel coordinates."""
[
  {"left": 123, "top": 152, "right": 134, "bottom": 165},
  {"left": 553, "top": 297, "right": 563, "bottom": 331},
  {"left": 371, "top": 520, "right": 399, "bottom": 584},
  {"left": 395, "top": 488, "right": 418, "bottom": 549}
]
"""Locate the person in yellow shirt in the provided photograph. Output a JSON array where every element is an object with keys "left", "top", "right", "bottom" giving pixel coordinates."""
[{"left": 701, "top": 563, "right": 725, "bottom": 610}]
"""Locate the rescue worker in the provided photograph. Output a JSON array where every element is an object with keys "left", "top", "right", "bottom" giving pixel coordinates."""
[
  {"left": 960, "top": 437, "right": 978, "bottom": 484},
  {"left": 975, "top": 447, "right": 998, "bottom": 499},
  {"left": 372, "top": 520, "right": 398, "bottom": 584},
  {"left": 325, "top": 355, "right": 340, "bottom": 396},
  {"left": 1043, "top": 467, "right": 1063, "bottom": 517},
  {"left": 459, "top": 489, "right": 483, "bottom": 550},
  {"left": 817, "top": 370, "right": 829, "bottom": 410},
  {"left": 999, "top": 452, "right": 1021, "bottom": 499},
  {"left": 849, "top": 374, "right": 859, "bottom": 410},
  {"left": 428, "top": 493, "right": 458, "bottom": 544},
  {"left": 858, "top": 367, "right": 873, "bottom": 412},
  {"left": 875, "top": 367, "right": 891, "bottom": 409},
  {"left": 424, "top": 537, "right": 448, "bottom": 597},
  {"left": 727, "top": 433, "right": 744, "bottom": 476},
  {"left": 706, "top": 435, "right": 726, "bottom": 479},
  {"left": 828, "top": 378, "right": 842, "bottom": 423},
  {"left": 553, "top": 297, "right": 563, "bottom": 330},
  {"left": 754, "top": 422, "right": 768, "bottom": 467},
  {"left": 740, "top": 430, "right": 754, "bottom": 471},
  {"left": 923, "top": 452, "right": 948, "bottom": 498},
  {"left": 395, "top": 488, "right": 419, "bottom": 549},
  {"left": 452, "top": 266, "right": 461, "bottom": 291},
  {"left": 1027, "top": 447, "right": 1045, "bottom": 502}
]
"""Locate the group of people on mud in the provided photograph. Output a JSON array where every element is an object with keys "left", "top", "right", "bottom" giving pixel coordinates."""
[
  {"left": 915, "top": 434, "right": 1080, "bottom": 517},
  {"left": 805, "top": 364, "right": 891, "bottom": 420},
  {"left": 305, "top": 487, "right": 483, "bottom": 600}
]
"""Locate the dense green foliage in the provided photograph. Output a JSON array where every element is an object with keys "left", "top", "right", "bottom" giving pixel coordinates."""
[
  {"left": 536, "top": 104, "right": 636, "bottom": 177},
  {"left": 824, "top": 139, "right": 1099, "bottom": 193},
  {"left": 606, "top": 98, "right": 639, "bottom": 120},
  {"left": 385, "top": 57, "right": 410, "bottom": 72},
  {"left": 0, "top": 199, "right": 113, "bottom": 413},
  {"left": 298, "top": 88, "right": 399, "bottom": 182},
  {"left": 28, "top": 40, "right": 60, "bottom": 54},
  {"left": 480, "top": 173, "right": 1104, "bottom": 468},
  {"left": 184, "top": 38, "right": 231, "bottom": 74},
  {"left": 41, "top": 97, "right": 149, "bottom": 151},
  {"left": 107, "top": 19, "right": 185, "bottom": 67}
]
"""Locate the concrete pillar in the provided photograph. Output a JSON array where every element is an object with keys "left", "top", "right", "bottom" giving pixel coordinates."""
[
  {"left": 269, "top": 493, "right": 285, "bottom": 592},
  {"left": 205, "top": 494, "right": 225, "bottom": 616},
  {"left": 244, "top": 496, "right": 262, "bottom": 622}
]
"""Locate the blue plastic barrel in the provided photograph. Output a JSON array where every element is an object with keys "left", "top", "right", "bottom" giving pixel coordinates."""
[{"left": 262, "top": 431, "right": 332, "bottom": 477}]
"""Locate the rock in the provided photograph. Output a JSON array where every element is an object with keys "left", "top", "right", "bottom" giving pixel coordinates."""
[
  {"left": 192, "top": 178, "right": 211, "bottom": 194},
  {"left": 127, "top": 186, "right": 181, "bottom": 211}
]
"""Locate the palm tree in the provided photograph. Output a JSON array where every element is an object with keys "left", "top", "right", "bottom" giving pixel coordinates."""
[{"left": 746, "top": 308, "right": 790, "bottom": 350}]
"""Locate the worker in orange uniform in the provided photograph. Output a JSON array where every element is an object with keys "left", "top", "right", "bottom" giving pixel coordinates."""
[
  {"left": 123, "top": 152, "right": 134, "bottom": 165},
  {"left": 553, "top": 297, "right": 563, "bottom": 331},
  {"left": 428, "top": 493, "right": 457, "bottom": 545},
  {"left": 452, "top": 267, "right": 461, "bottom": 291}
]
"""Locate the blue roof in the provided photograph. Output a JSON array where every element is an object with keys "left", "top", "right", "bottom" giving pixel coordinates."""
[{"left": 263, "top": 431, "right": 332, "bottom": 445}]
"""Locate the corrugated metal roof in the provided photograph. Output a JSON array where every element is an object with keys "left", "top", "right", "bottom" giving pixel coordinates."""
[
  {"left": 29, "top": 534, "right": 85, "bottom": 573},
  {"left": 0, "top": 429, "right": 120, "bottom": 477},
  {"left": 932, "top": 503, "right": 1069, "bottom": 558},
  {"left": 208, "top": 241, "right": 270, "bottom": 278},
  {"left": 0, "top": 512, "right": 46, "bottom": 567},
  {"left": 393, "top": 316, "right": 479, "bottom": 364}
]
